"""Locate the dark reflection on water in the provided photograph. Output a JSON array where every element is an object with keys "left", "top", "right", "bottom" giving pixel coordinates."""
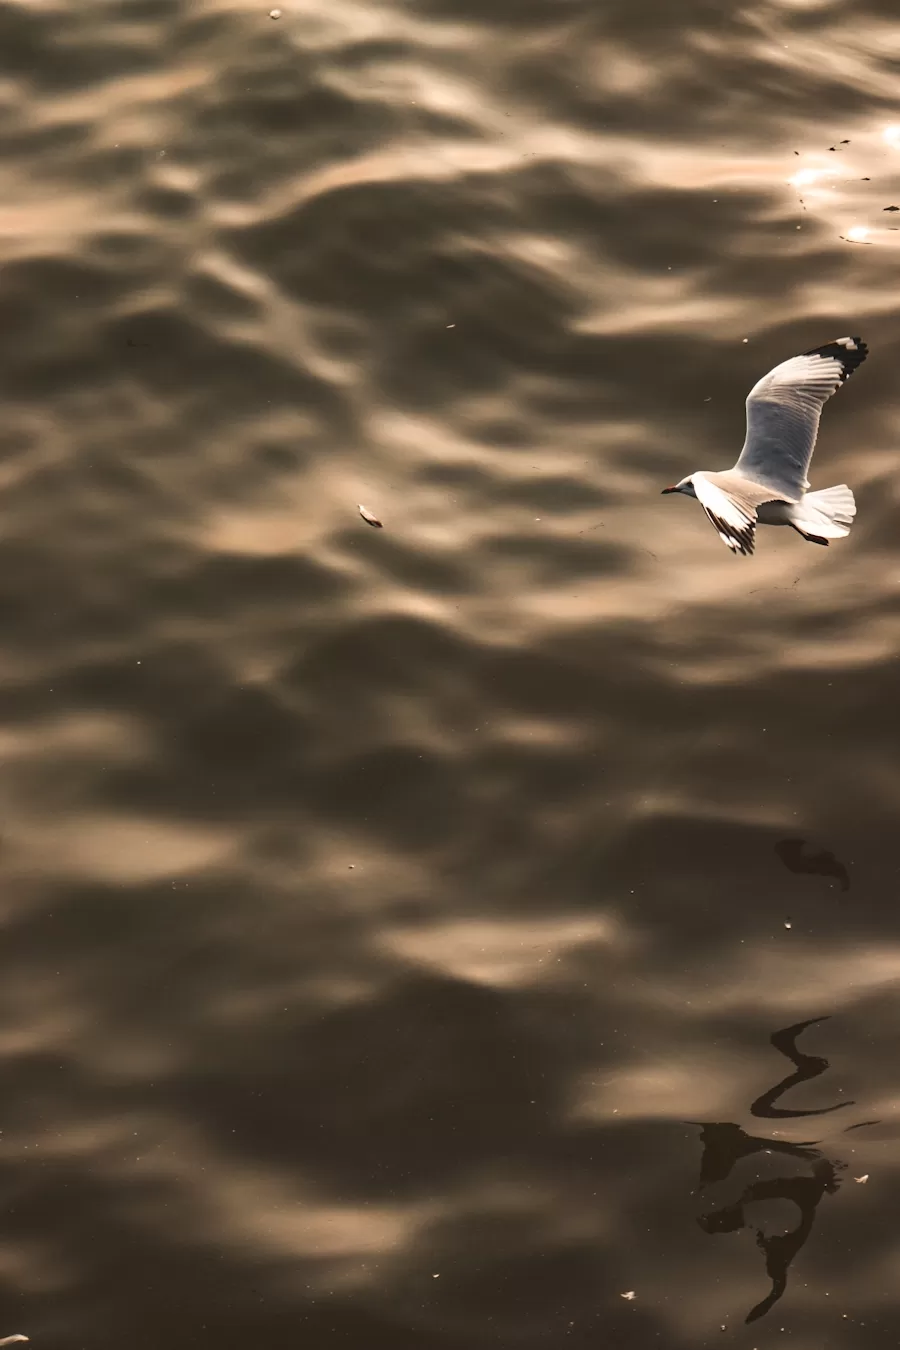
[
  {"left": 751, "top": 1016, "right": 854, "bottom": 1119},
  {"left": 0, "top": 0, "right": 898, "bottom": 1347},
  {"left": 699, "top": 1144, "right": 843, "bottom": 1325},
  {"left": 775, "top": 838, "right": 852, "bottom": 892},
  {"left": 695, "top": 1018, "right": 851, "bottom": 1324}
]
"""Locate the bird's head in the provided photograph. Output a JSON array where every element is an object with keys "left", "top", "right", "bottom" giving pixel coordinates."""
[{"left": 661, "top": 475, "right": 697, "bottom": 498}]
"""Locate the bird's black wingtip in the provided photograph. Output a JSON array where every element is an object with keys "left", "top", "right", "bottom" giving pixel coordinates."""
[{"left": 803, "top": 335, "right": 868, "bottom": 380}]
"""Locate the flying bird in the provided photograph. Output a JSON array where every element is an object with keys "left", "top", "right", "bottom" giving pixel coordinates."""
[{"left": 662, "top": 337, "right": 867, "bottom": 554}]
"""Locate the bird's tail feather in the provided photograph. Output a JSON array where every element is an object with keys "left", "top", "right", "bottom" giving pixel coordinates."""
[{"left": 790, "top": 484, "right": 856, "bottom": 540}]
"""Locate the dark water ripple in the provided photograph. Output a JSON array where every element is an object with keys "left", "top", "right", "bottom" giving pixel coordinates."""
[{"left": 0, "top": 0, "right": 898, "bottom": 1346}]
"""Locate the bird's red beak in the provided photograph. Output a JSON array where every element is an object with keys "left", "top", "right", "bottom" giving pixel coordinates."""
[{"left": 661, "top": 485, "right": 678, "bottom": 494}]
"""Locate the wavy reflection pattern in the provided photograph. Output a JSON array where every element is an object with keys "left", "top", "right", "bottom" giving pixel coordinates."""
[{"left": 695, "top": 1018, "right": 862, "bottom": 1324}]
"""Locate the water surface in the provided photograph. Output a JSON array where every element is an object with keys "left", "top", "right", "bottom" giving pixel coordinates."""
[{"left": 0, "top": 0, "right": 898, "bottom": 1345}]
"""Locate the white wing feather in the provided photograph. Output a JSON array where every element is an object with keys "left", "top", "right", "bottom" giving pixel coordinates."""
[
  {"left": 692, "top": 474, "right": 757, "bottom": 556},
  {"left": 733, "top": 337, "right": 867, "bottom": 500}
]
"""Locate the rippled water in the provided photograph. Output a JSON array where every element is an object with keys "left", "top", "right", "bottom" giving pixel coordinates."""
[{"left": 1, "top": 0, "right": 899, "bottom": 1345}]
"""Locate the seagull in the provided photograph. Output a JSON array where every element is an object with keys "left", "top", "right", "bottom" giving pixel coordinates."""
[{"left": 662, "top": 336, "right": 867, "bottom": 554}]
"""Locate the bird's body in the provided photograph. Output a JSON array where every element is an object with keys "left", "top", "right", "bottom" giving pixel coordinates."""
[{"left": 662, "top": 337, "right": 867, "bottom": 555}]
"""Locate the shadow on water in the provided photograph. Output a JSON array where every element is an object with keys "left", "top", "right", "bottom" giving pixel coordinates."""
[
  {"left": 693, "top": 1017, "right": 866, "bottom": 1325},
  {"left": 751, "top": 1017, "right": 855, "bottom": 1120},
  {"left": 775, "top": 839, "right": 851, "bottom": 892}
]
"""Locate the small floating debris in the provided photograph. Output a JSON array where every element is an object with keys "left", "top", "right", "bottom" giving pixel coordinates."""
[
  {"left": 358, "top": 504, "right": 383, "bottom": 528},
  {"left": 621, "top": 1291, "right": 636, "bottom": 1301},
  {"left": 269, "top": 7, "right": 282, "bottom": 16},
  {"left": 884, "top": 205, "right": 900, "bottom": 212},
  {"left": 854, "top": 1174, "right": 869, "bottom": 1184},
  {"left": 0, "top": 1337, "right": 29, "bottom": 1346}
]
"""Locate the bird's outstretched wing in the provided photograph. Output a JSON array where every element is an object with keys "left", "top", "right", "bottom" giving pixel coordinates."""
[
  {"left": 733, "top": 337, "right": 867, "bottom": 500},
  {"left": 692, "top": 473, "right": 759, "bottom": 555}
]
